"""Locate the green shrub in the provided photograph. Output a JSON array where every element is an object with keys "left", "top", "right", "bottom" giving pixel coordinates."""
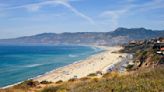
[
  {"left": 23, "top": 79, "right": 39, "bottom": 87},
  {"left": 40, "top": 80, "right": 52, "bottom": 84},
  {"left": 126, "top": 64, "right": 134, "bottom": 70},
  {"left": 142, "top": 50, "right": 147, "bottom": 56},
  {"left": 13, "top": 79, "right": 39, "bottom": 90},
  {"left": 87, "top": 73, "right": 97, "bottom": 77},
  {"left": 56, "top": 80, "right": 63, "bottom": 84}
]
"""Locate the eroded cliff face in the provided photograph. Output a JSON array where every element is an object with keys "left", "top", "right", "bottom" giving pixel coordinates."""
[
  {"left": 122, "top": 41, "right": 163, "bottom": 71},
  {"left": 133, "top": 49, "right": 162, "bottom": 68}
]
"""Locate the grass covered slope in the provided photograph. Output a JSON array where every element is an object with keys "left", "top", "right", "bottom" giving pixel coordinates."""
[
  {"left": 1, "top": 65, "right": 163, "bottom": 92},
  {"left": 41, "top": 66, "right": 164, "bottom": 92}
]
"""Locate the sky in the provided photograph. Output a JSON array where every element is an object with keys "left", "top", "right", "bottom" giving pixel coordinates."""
[{"left": 0, "top": 0, "right": 164, "bottom": 39}]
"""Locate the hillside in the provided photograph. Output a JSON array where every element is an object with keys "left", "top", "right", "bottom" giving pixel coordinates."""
[
  {"left": 0, "top": 28, "right": 164, "bottom": 45},
  {"left": 111, "top": 28, "right": 164, "bottom": 40},
  {"left": 43, "top": 66, "right": 164, "bottom": 92},
  {"left": 1, "top": 66, "right": 163, "bottom": 92}
]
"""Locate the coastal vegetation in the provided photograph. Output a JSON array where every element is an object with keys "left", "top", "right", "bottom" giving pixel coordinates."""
[
  {"left": 87, "top": 73, "right": 97, "bottom": 77},
  {"left": 55, "top": 80, "right": 63, "bottom": 84},
  {"left": 40, "top": 80, "right": 52, "bottom": 84},
  {"left": 36, "top": 66, "right": 164, "bottom": 92},
  {"left": 1, "top": 65, "right": 163, "bottom": 92}
]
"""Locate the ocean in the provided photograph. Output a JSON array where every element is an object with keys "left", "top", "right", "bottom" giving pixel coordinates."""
[{"left": 0, "top": 45, "right": 101, "bottom": 87}]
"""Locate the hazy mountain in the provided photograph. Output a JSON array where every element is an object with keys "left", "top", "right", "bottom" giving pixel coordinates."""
[
  {"left": 111, "top": 27, "right": 164, "bottom": 40},
  {"left": 0, "top": 28, "right": 164, "bottom": 45}
]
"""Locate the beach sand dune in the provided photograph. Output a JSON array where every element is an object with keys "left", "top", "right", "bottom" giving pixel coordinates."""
[{"left": 35, "top": 46, "right": 126, "bottom": 82}]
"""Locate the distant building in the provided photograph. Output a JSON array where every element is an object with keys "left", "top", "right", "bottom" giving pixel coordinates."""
[
  {"left": 157, "top": 37, "right": 164, "bottom": 43},
  {"left": 129, "top": 40, "right": 136, "bottom": 44},
  {"left": 128, "top": 40, "right": 144, "bottom": 46},
  {"left": 153, "top": 37, "right": 164, "bottom": 55}
]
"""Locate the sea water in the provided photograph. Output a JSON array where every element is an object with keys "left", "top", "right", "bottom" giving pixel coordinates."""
[{"left": 0, "top": 45, "right": 101, "bottom": 87}]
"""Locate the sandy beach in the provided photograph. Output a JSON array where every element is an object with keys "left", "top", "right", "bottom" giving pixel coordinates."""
[{"left": 35, "top": 46, "right": 127, "bottom": 82}]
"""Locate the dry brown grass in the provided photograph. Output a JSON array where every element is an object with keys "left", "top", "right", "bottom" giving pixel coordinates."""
[
  {"left": 1, "top": 66, "right": 164, "bottom": 92},
  {"left": 39, "top": 66, "right": 164, "bottom": 92}
]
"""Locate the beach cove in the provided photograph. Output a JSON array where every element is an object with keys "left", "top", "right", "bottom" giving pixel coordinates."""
[{"left": 35, "top": 46, "right": 128, "bottom": 82}]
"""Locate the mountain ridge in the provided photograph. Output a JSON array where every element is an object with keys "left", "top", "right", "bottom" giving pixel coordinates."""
[{"left": 0, "top": 27, "right": 164, "bottom": 45}]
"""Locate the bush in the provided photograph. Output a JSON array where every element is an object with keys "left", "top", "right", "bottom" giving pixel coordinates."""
[
  {"left": 87, "top": 73, "right": 97, "bottom": 77},
  {"left": 142, "top": 50, "right": 147, "bottom": 56},
  {"left": 56, "top": 80, "right": 63, "bottom": 84},
  {"left": 40, "top": 80, "right": 52, "bottom": 84},
  {"left": 14, "top": 79, "right": 39, "bottom": 90},
  {"left": 126, "top": 64, "right": 134, "bottom": 70},
  {"left": 68, "top": 78, "right": 77, "bottom": 82},
  {"left": 23, "top": 80, "right": 39, "bottom": 87}
]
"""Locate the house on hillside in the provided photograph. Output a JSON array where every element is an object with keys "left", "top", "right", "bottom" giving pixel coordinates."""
[
  {"left": 129, "top": 40, "right": 145, "bottom": 45},
  {"left": 157, "top": 37, "right": 164, "bottom": 43},
  {"left": 153, "top": 37, "right": 164, "bottom": 55}
]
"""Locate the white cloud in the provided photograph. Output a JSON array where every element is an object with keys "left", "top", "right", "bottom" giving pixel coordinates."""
[
  {"left": 100, "top": 9, "right": 129, "bottom": 29},
  {"left": 58, "top": 1, "right": 95, "bottom": 24},
  {"left": 7, "top": 1, "right": 58, "bottom": 11},
  {"left": 6, "top": 0, "right": 95, "bottom": 24},
  {"left": 100, "top": 0, "right": 164, "bottom": 29}
]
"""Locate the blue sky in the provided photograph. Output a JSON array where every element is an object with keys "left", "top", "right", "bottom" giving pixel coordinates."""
[{"left": 0, "top": 0, "right": 164, "bottom": 39}]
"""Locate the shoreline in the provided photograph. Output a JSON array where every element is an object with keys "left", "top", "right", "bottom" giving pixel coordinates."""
[
  {"left": 33, "top": 45, "right": 104, "bottom": 80},
  {"left": 2, "top": 46, "right": 128, "bottom": 89},
  {"left": 34, "top": 46, "right": 127, "bottom": 82},
  {"left": 1, "top": 45, "right": 103, "bottom": 89}
]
